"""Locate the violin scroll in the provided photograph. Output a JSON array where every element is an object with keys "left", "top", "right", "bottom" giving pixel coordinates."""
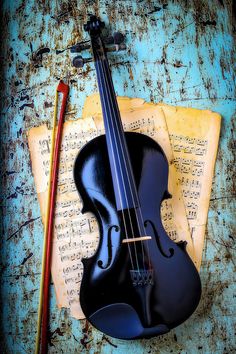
[
  {"left": 84, "top": 15, "right": 105, "bottom": 34},
  {"left": 71, "top": 15, "right": 126, "bottom": 68}
]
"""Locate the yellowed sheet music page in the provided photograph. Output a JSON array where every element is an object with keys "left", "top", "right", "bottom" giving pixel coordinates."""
[
  {"left": 28, "top": 118, "right": 99, "bottom": 319},
  {"left": 158, "top": 104, "right": 221, "bottom": 269}
]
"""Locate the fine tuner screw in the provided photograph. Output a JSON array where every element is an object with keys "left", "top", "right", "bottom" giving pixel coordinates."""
[{"left": 72, "top": 55, "right": 92, "bottom": 68}]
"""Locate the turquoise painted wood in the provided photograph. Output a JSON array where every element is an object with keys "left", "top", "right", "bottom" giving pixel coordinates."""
[{"left": 0, "top": 1, "right": 235, "bottom": 353}]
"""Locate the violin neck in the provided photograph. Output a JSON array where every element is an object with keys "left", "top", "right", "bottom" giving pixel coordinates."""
[{"left": 94, "top": 57, "right": 139, "bottom": 210}]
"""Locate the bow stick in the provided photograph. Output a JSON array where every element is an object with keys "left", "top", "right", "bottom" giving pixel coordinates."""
[{"left": 35, "top": 80, "right": 69, "bottom": 354}]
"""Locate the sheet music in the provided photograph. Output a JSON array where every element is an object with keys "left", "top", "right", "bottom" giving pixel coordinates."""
[
  {"left": 28, "top": 119, "right": 99, "bottom": 319},
  {"left": 28, "top": 102, "right": 195, "bottom": 319},
  {"left": 159, "top": 104, "right": 221, "bottom": 269}
]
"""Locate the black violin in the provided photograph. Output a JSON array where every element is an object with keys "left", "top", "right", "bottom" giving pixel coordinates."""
[{"left": 73, "top": 16, "right": 201, "bottom": 339}]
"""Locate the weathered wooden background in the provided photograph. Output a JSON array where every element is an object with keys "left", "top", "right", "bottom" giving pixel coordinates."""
[{"left": 0, "top": 0, "right": 235, "bottom": 353}]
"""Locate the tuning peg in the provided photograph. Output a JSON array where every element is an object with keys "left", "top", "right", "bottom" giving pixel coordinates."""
[
  {"left": 56, "top": 41, "right": 91, "bottom": 55},
  {"left": 106, "top": 43, "right": 127, "bottom": 52},
  {"left": 113, "top": 32, "right": 125, "bottom": 45},
  {"left": 72, "top": 55, "right": 92, "bottom": 68},
  {"left": 103, "top": 32, "right": 125, "bottom": 45},
  {"left": 70, "top": 41, "right": 91, "bottom": 53}
]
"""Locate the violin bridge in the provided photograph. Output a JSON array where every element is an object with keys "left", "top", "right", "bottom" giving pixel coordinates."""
[{"left": 122, "top": 236, "right": 152, "bottom": 243}]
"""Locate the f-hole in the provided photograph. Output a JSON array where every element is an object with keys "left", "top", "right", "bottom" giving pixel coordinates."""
[
  {"left": 144, "top": 220, "right": 174, "bottom": 258},
  {"left": 97, "top": 225, "right": 119, "bottom": 269}
]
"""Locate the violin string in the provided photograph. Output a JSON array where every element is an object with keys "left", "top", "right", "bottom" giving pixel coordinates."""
[
  {"left": 98, "top": 55, "right": 140, "bottom": 271},
  {"left": 95, "top": 51, "right": 136, "bottom": 271},
  {"left": 97, "top": 51, "right": 142, "bottom": 271},
  {"left": 137, "top": 207, "right": 151, "bottom": 269},
  {"left": 102, "top": 57, "right": 152, "bottom": 270},
  {"left": 100, "top": 54, "right": 147, "bottom": 270}
]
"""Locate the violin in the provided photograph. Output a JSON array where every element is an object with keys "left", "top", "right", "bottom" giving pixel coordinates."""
[{"left": 73, "top": 16, "right": 201, "bottom": 339}]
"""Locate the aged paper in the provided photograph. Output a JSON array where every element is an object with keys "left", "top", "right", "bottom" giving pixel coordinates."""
[
  {"left": 28, "top": 101, "right": 195, "bottom": 319},
  {"left": 158, "top": 104, "right": 221, "bottom": 269},
  {"left": 83, "top": 94, "right": 221, "bottom": 269},
  {"left": 28, "top": 119, "right": 100, "bottom": 319}
]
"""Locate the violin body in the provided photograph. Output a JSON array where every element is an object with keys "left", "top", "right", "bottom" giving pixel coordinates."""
[{"left": 74, "top": 132, "right": 201, "bottom": 339}]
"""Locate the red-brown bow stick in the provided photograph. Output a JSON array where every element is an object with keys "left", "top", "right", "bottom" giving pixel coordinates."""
[{"left": 41, "top": 80, "right": 69, "bottom": 353}]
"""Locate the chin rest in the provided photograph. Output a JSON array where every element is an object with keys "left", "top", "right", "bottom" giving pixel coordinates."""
[{"left": 89, "top": 303, "right": 170, "bottom": 339}]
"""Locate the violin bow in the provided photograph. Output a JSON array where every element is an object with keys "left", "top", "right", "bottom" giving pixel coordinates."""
[{"left": 35, "top": 79, "right": 69, "bottom": 354}]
